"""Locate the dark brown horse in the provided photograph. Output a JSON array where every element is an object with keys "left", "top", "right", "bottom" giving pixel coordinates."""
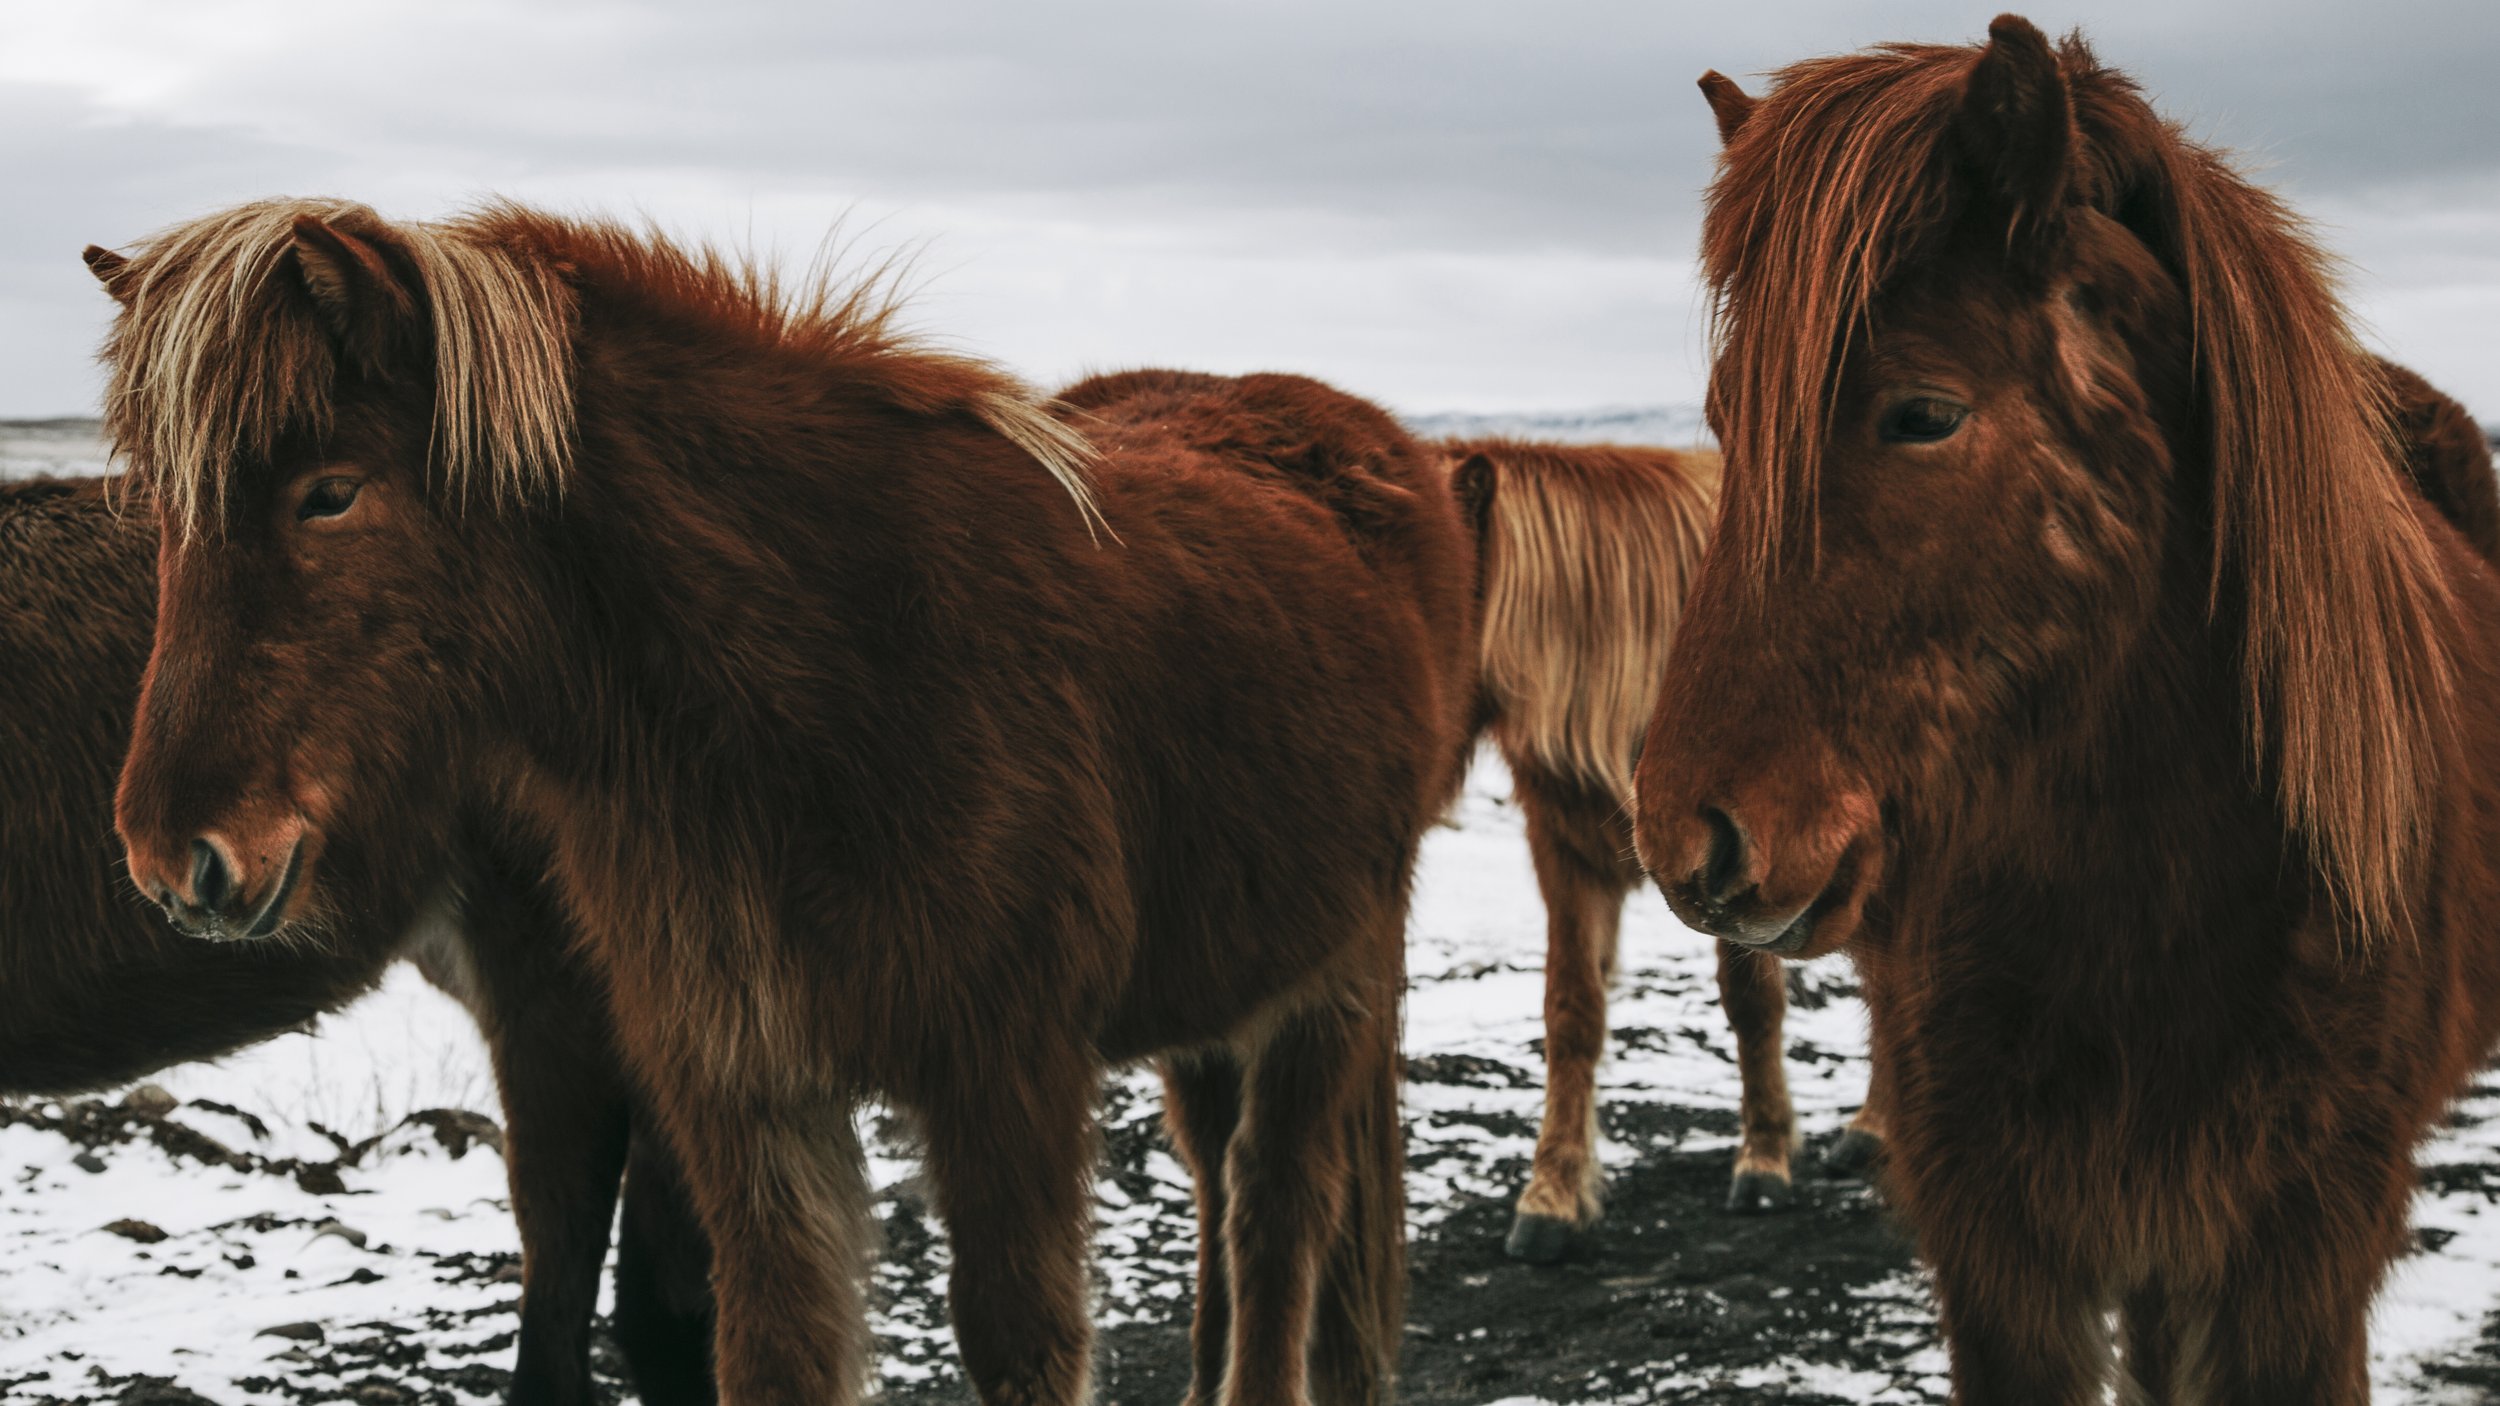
[
  {"left": 0, "top": 473, "right": 710, "bottom": 1406},
  {"left": 1444, "top": 437, "right": 1886, "bottom": 1259},
  {"left": 1639, "top": 17, "right": 2500, "bottom": 1402},
  {"left": 92, "top": 203, "right": 1477, "bottom": 1406}
]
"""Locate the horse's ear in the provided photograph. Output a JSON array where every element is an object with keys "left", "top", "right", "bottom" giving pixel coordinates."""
[
  {"left": 1698, "top": 71, "right": 1755, "bottom": 146},
  {"left": 83, "top": 245, "right": 135, "bottom": 305},
  {"left": 1953, "top": 14, "right": 2074, "bottom": 241},
  {"left": 288, "top": 213, "right": 419, "bottom": 369},
  {"left": 1451, "top": 450, "right": 1500, "bottom": 540}
]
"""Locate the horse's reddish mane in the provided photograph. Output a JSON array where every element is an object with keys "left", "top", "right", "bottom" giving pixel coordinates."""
[{"left": 1704, "top": 32, "right": 2458, "bottom": 938}]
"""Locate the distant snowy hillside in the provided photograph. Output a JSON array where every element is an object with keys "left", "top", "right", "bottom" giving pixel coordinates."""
[
  {"left": 1402, "top": 404, "right": 1710, "bottom": 449},
  {"left": 0, "top": 420, "right": 109, "bottom": 480}
]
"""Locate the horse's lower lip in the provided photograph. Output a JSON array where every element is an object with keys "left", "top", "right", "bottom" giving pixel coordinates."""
[
  {"left": 1674, "top": 889, "right": 1814, "bottom": 953},
  {"left": 1726, "top": 913, "right": 1812, "bottom": 954}
]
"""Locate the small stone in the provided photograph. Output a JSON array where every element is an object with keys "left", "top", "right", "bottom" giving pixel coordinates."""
[
  {"left": 109, "top": 1377, "right": 220, "bottom": 1406},
  {"left": 72, "top": 1152, "right": 107, "bottom": 1174},
  {"left": 397, "top": 1107, "right": 504, "bottom": 1159},
  {"left": 311, "top": 1219, "right": 368, "bottom": 1249},
  {"left": 120, "top": 1084, "right": 179, "bottom": 1119},
  {"left": 295, "top": 1164, "right": 347, "bottom": 1196},
  {"left": 255, "top": 1321, "right": 324, "bottom": 1343},
  {"left": 354, "top": 1386, "right": 405, "bottom": 1406},
  {"left": 102, "top": 1218, "right": 168, "bottom": 1243}
]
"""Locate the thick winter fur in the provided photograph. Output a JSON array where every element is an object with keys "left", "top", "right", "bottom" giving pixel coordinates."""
[
  {"left": 1642, "top": 17, "right": 2500, "bottom": 1403},
  {"left": 0, "top": 476, "right": 711, "bottom": 1406},
  {"left": 1448, "top": 439, "right": 1862, "bottom": 1240},
  {"left": 98, "top": 199, "right": 1477, "bottom": 1406}
]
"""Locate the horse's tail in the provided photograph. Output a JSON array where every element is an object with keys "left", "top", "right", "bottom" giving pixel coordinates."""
[
  {"left": 1309, "top": 968, "right": 1408, "bottom": 1406},
  {"left": 1448, "top": 438, "right": 1720, "bottom": 797}
]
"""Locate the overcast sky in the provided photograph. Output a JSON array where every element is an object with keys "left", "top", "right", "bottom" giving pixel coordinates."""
[{"left": 4, "top": 1, "right": 2495, "bottom": 419}]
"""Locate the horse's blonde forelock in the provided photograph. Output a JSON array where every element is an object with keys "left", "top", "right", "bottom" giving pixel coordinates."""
[{"left": 100, "top": 198, "right": 576, "bottom": 536}]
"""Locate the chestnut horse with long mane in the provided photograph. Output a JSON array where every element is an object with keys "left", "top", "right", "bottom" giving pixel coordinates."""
[
  {"left": 0, "top": 474, "right": 713, "bottom": 1406},
  {"left": 1447, "top": 437, "right": 1887, "bottom": 1256},
  {"left": 1638, "top": 16, "right": 2500, "bottom": 1402},
  {"left": 92, "top": 203, "right": 1474, "bottom": 1405}
]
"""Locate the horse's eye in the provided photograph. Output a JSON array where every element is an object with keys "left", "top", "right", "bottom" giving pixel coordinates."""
[
  {"left": 298, "top": 477, "right": 362, "bottom": 521},
  {"left": 1879, "top": 398, "right": 1969, "bottom": 444}
]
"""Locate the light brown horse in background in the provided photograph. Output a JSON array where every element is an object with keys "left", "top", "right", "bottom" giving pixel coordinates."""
[
  {"left": 1639, "top": 17, "right": 2500, "bottom": 1400},
  {"left": 1445, "top": 438, "right": 1885, "bottom": 1260},
  {"left": 94, "top": 200, "right": 1475, "bottom": 1406}
]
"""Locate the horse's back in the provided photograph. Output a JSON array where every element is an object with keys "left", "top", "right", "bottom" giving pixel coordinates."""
[
  {"left": 1037, "top": 372, "right": 1476, "bottom": 1048},
  {"left": 1057, "top": 367, "right": 1475, "bottom": 769},
  {"left": 2377, "top": 358, "right": 2500, "bottom": 562},
  {"left": 1063, "top": 369, "right": 1454, "bottom": 565}
]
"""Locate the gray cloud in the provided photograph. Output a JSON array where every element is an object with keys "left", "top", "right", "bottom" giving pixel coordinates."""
[{"left": 5, "top": 2, "right": 2496, "bottom": 415}]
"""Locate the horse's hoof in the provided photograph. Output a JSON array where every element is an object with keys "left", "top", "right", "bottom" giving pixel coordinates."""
[
  {"left": 1505, "top": 1211, "right": 1581, "bottom": 1263},
  {"left": 1725, "top": 1167, "right": 1795, "bottom": 1214},
  {"left": 1823, "top": 1128, "right": 1884, "bottom": 1178}
]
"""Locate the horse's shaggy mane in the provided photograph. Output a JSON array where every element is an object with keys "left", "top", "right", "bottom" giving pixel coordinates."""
[
  {"left": 97, "top": 198, "right": 1101, "bottom": 535},
  {"left": 1703, "top": 30, "right": 2457, "bottom": 938},
  {"left": 1458, "top": 438, "right": 1719, "bottom": 797}
]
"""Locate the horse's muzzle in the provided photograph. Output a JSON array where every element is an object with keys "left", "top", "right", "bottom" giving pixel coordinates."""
[{"left": 151, "top": 832, "right": 306, "bottom": 942}]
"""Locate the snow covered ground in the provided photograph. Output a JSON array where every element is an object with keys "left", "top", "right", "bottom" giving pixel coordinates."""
[
  {"left": 6, "top": 417, "right": 2500, "bottom": 1403},
  {"left": 5, "top": 763, "right": 2500, "bottom": 1403}
]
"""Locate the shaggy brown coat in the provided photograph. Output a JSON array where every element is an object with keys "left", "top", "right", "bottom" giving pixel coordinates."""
[
  {"left": 1639, "top": 17, "right": 2500, "bottom": 1402},
  {"left": 96, "top": 200, "right": 1476, "bottom": 1406}
]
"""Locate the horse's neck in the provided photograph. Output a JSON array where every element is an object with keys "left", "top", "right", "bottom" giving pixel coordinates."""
[{"left": 1911, "top": 596, "right": 2309, "bottom": 975}]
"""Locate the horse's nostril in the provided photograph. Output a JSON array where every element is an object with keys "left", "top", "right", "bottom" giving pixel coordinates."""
[
  {"left": 1700, "top": 806, "right": 1747, "bottom": 904},
  {"left": 189, "top": 839, "right": 234, "bottom": 914}
]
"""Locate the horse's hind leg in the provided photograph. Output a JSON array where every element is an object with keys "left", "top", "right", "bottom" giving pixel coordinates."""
[
  {"left": 612, "top": 1126, "right": 718, "bottom": 1406},
  {"left": 1306, "top": 973, "right": 1406, "bottom": 1406},
  {"left": 1164, "top": 1050, "right": 1247, "bottom": 1406},
  {"left": 1225, "top": 974, "right": 1405, "bottom": 1406},
  {"left": 920, "top": 1043, "right": 1100, "bottom": 1406},
  {"left": 444, "top": 877, "right": 632, "bottom": 1406},
  {"left": 1507, "top": 764, "right": 1637, "bottom": 1261},
  {"left": 1718, "top": 943, "right": 1799, "bottom": 1213},
  {"left": 2118, "top": 1280, "right": 2189, "bottom": 1406}
]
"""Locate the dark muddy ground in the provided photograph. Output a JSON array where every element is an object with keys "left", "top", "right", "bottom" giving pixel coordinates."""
[{"left": 7, "top": 1101, "right": 1931, "bottom": 1406}]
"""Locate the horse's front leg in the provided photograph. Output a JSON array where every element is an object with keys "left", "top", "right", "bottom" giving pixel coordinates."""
[
  {"left": 662, "top": 1088, "right": 876, "bottom": 1405},
  {"left": 1716, "top": 942, "right": 1798, "bottom": 1212},
  {"left": 1824, "top": 1031, "right": 1890, "bottom": 1179},
  {"left": 2191, "top": 1163, "right": 2406, "bottom": 1405}
]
